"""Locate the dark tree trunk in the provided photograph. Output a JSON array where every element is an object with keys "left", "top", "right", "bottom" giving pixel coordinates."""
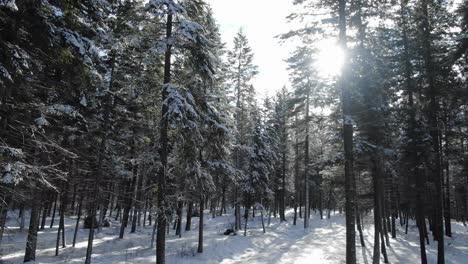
[
  {"left": 420, "top": 0, "right": 444, "bottom": 262},
  {"left": 304, "top": 88, "right": 310, "bottom": 229},
  {"left": 40, "top": 194, "right": 49, "bottom": 230},
  {"left": 119, "top": 178, "right": 133, "bottom": 239},
  {"left": 244, "top": 200, "right": 249, "bottom": 236},
  {"left": 355, "top": 174, "right": 365, "bottom": 247},
  {"left": 338, "top": 0, "right": 356, "bottom": 262},
  {"left": 175, "top": 200, "right": 182, "bottom": 238},
  {"left": 131, "top": 170, "right": 142, "bottom": 233},
  {"left": 279, "top": 145, "right": 286, "bottom": 222},
  {"left": 84, "top": 198, "right": 97, "bottom": 264},
  {"left": 186, "top": 201, "right": 192, "bottom": 231},
  {"left": 156, "top": 12, "right": 173, "bottom": 264},
  {"left": 0, "top": 193, "right": 11, "bottom": 246},
  {"left": 84, "top": 56, "right": 114, "bottom": 262},
  {"left": 261, "top": 206, "right": 266, "bottom": 233},
  {"left": 73, "top": 195, "right": 83, "bottom": 247},
  {"left": 24, "top": 194, "right": 41, "bottom": 262},
  {"left": 443, "top": 111, "right": 452, "bottom": 237},
  {"left": 372, "top": 158, "right": 381, "bottom": 264},
  {"left": 293, "top": 197, "right": 297, "bottom": 226},
  {"left": 197, "top": 195, "right": 204, "bottom": 253},
  {"left": 221, "top": 183, "right": 226, "bottom": 216},
  {"left": 380, "top": 218, "right": 389, "bottom": 263},
  {"left": 71, "top": 185, "right": 77, "bottom": 214},
  {"left": 55, "top": 188, "right": 68, "bottom": 256},
  {"left": 49, "top": 194, "right": 58, "bottom": 228},
  {"left": 400, "top": 0, "right": 427, "bottom": 261}
]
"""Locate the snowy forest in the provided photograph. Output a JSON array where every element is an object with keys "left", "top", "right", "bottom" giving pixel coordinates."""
[{"left": 0, "top": 0, "right": 467, "bottom": 263}]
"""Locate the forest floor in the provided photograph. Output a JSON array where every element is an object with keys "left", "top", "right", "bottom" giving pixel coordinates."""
[{"left": 1, "top": 209, "right": 467, "bottom": 263}]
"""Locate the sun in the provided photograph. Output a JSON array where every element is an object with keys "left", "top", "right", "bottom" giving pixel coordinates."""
[{"left": 315, "top": 39, "right": 345, "bottom": 78}]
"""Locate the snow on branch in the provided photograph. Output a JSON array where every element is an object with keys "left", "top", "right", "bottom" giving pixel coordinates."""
[
  {"left": 62, "top": 30, "right": 101, "bottom": 65},
  {"left": 178, "top": 18, "right": 204, "bottom": 43},
  {"left": 1, "top": 162, "right": 25, "bottom": 185},
  {"left": 0, "top": 0, "right": 17, "bottom": 11},
  {"left": 145, "top": 0, "right": 186, "bottom": 15},
  {"left": 1, "top": 161, "right": 63, "bottom": 190},
  {"left": 47, "top": 104, "right": 84, "bottom": 119},
  {"left": 163, "top": 84, "right": 199, "bottom": 128},
  {"left": 0, "top": 146, "right": 24, "bottom": 158},
  {"left": 0, "top": 64, "right": 12, "bottom": 84}
]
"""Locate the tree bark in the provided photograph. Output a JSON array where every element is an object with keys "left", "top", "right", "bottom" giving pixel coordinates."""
[
  {"left": 304, "top": 87, "right": 310, "bottom": 229},
  {"left": 338, "top": 0, "right": 356, "bottom": 262},
  {"left": 186, "top": 201, "right": 193, "bottom": 231},
  {"left": 197, "top": 195, "right": 204, "bottom": 253},
  {"left": 55, "top": 188, "right": 68, "bottom": 256},
  {"left": 49, "top": 193, "right": 58, "bottom": 228},
  {"left": 24, "top": 193, "right": 41, "bottom": 262},
  {"left": 156, "top": 12, "right": 173, "bottom": 264},
  {"left": 73, "top": 195, "right": 83, "bottom": 247},
  {"left": 420, "top": 0, "right": 444, "bottom": 262}
]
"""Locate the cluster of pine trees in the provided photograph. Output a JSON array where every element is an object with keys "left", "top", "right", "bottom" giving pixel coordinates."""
[
  {"left": 282, "top": 0, "right": 467, "bottom": 263},
  {"left": 0, "top": 0, "right": 467, "bottom": 264},
  {"left": 0, "top": 0, "right": 293, "bottom": 263}
]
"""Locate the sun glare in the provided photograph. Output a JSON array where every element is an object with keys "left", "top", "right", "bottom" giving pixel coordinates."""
[{"left": 315, "top": 39, "right": 345, "bottom": 78}]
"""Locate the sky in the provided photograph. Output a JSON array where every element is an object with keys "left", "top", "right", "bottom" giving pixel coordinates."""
[{"left": 207, "top": 0, "right": 297, "bottom": 98}]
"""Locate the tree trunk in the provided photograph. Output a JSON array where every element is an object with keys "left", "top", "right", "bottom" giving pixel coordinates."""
[
  {"left": 244, "top": 203, "right": 249, "bottom": 236},
  {"left": 372, "top": 158, "right": 381, "bottom": 264},
  {"left": 186, "top": 201, "right": 193, "bottom": 231},
  {"left": 56, "top": 189, "right": 68, "bottom": 256},
  {"left": 50, "top": 193, "right": 58, "bottom": 228},
  {"left": 176, "top": 200, "right": 182, "bottom": 238},
  {"left": 420, "top": 0, "right": 444, "bottom": 262},
  {"left": 339, "top": 0, "right": 356, "bottom": 262},
  {"left": 221, "top": 182, "right": 226, "bottom": 215},
  {"left": 261, "top": 206, "right": 266, "bottom": 233},
  {"left": 156, "top": 13, "right": 173, "bottom": 264},
  {"left": 0, "top": 193, "right": 11, "bottom": 245},
  {"left": 443, "top": 112, "right": 452, "bottom": 237},
  {"left": 280, "top": 145, "right": 286, "bottom": 222},
  {"left": 151, "top": 218, "right": 157, "bottom": 248},
  {"left": 197, "top": 195, "right": 204, "bottom": 253},
  {"left": 119, "top": 178, "right": 133, "bottom": 239},
  {"left": 40, "top": 194, "right": 49, "bottom": 230},
  {"left": 131, "top": 170, "right": 142, "bottom": 233},
  {"left": 73, "top": 195, "right": 83, "bottom": 247},
  {"left": 19, "top": 203, "right": 25, "bottom": 231},
  {"left": 293, "top": 197, "right": 297, "bottom": 226},
  {"left": 304, "top": 88, "right": 310, "bottom": 229},
  {"left": 84, "top": 192, "right": 97, "bottom": 264},
  {"left": 24, "top": 194, "right": 41, "bottom": 262},
  {"left": 380, "top": 218, "right": 389, "bottom": 263}
]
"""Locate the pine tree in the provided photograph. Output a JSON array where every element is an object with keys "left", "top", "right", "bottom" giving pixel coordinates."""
[{"left": 226, "top": 29, "right": 258, "bottom": 230}]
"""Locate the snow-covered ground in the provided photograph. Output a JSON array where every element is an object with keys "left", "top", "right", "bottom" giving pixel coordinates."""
[{"left": 1, "top": 209, "right": 467, "bottom": 263}]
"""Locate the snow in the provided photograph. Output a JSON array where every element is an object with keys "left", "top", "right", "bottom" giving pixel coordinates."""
[
  {"left": 35, "top": 116, "right": 49, "bottom": 126},
  {"left": 51, "top": 5, "right": 63, "bottom": 17},
  {"left": 0, "top": 0, "right": 18, "bottom": 11},
  {"left": 178, "top": 19, "right": 204, "bottom": 43},
  {"left": 163, "top": 84, "right": 200, "bottom": 126},
  {"left": 1, "top": 209, "right": 467, "bottom": 263},
  {"left": 0, "top": 64, "right": 13, "bottom": 82},
  {"left": 61, "top": 30, "right": 103, "bottom": 65},
  {"left": 0, "top": 146, "right": 24, "bottom": 158},
  {"left": 343, "top": 115, "right": 354, "bottom": 125},
  {"left": 1, "top": 162, "right": 25, "bottom": 185},
  {"left": 47, "top": 104, "right": 83, "bottom": 119},
  {"left": 146, "top": 0, "right": 186, "bottom": 15},
  {"left": 80, "top": 95, "right": 88, "bottom": 107}
]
